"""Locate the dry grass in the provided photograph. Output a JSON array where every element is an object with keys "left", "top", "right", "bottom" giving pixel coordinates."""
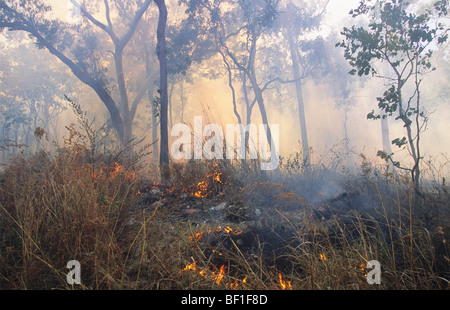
[{"left": 0, "top": 134, "right": 449, "bottom": 290}]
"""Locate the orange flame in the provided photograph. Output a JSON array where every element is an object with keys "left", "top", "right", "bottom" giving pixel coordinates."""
[
  {"left": 278, "top": 273, "right": 292, "bottom": 290},
  {"left": 180, "top": 260, "right": 248, "bottom": 289},
  {"left": 181, "top": 261, "right": 196, "bottom": 272},
  {"left": 354, "top": 263, "right": 367, "bottom": 277},
  {"left": 193, "top": 180, "right": 209, "bottom": 198},
  {"left": 320, "top": 252, "right": 327, "bottom": 261},
  {"left": 190, "top": 162, "right": 226, "bottom": 198},
  {"left": 213, "top": 265, "right": 226, "bottom": 285},
  {"left": 189, "top": 226, "right": 242, "bottom": 243}
]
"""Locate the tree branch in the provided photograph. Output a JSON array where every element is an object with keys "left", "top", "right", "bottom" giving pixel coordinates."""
[
  {"left": 71, "top": 0, "right": 118, "bottom": 42},
  {"left": 130, "top": 72, "right": 157, "bottom": 121},
  {"left": 104, "top": 0, "right": 114, "bottom": 34},
  {"left": 261, "top": 76, "right": 302, "bottom": 93},
  {"left": 117, "top": 0, "right": 152, "bottom": 52}
]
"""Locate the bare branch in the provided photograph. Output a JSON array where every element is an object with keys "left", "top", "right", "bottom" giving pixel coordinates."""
[
  {"left": 261, "top": 76, "right": 302, "bottom": 93},
  {"left": 117, "top": 0, "right": 152, "bottom": 52}
]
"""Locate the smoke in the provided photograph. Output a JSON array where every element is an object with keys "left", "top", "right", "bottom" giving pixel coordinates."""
[{"left": 1, "top": 0, "right": 448, "bottom": 181}]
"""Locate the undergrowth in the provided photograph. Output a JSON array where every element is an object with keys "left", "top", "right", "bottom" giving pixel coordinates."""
[{"left": 0, "top": 121, "right": 449, "bottom": 289}]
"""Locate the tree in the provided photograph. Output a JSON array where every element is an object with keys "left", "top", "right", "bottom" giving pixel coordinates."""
[
  {"left": 280, "top": 0, "right": 331, "bottom": 169},
  {"left": 154, "top": 0, "right": 170, "bottom": 182},
  {"left": 0, "top": 38, "right": 73, "bottom": 157},
  {"left": 184, "top": 0, "right": 279, "bottom": 153},
  {"left": 337, "top": 0, "right": 449, "bottom": 191},
  {"left": 0, "top": 0, "right": 153, "bottom": 146}
]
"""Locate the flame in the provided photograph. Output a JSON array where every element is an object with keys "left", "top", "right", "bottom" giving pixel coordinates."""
[
  {"left": 189, "top": 225, "right": 242, "bottom": 243},
  {"left": 213, "top": 265, "right": 226, "bottom": 285},
  {"left": 214, "top": 172, "right": 222, "bottom": 183},
  {"left": 111, "top": 162, "right": 136, "bottom": 180},
  {"left": 190, "top": 162, "right": 226, "bottom": 198},
  {"left": 89, "top": 162, "right": 137, "bottom": 181},
  {"left": 320, "top": 252, "right": 327, "bottom": 261},
  {"left": 182, "top": 261, "right": 196, "bottom": 272},
  {"left": 354, "top": 263, "right": 367, "bottom": 276},
  {"left": 180, "top": 259, "right": 247, "bottom": 289},
  {"left": 278, "top": 273, "right": 292, "bottom": 290},
  {"left": 228, "top": 279, "right": 239, "bottom": 289},
  {"left": 193, "top": 180, "right": 209, "bottom": 198}
]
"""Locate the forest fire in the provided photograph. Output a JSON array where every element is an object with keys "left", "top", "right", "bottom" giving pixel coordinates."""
[
  {"left": 190, "top": 162, "right": 225, "bottom": 198},
  {"left": 189, "top": 225, "right": 243, "bottom": 243},
  {"left": 278, "top": 273, "right": 292, "bottom": 290},
  {"left": 1, "top": 0, "right": 448, "bottom": 293},
  {"left": 192, "top": 180, "right": 209, "bottom": 198},
  {"left": 87, "top": 162, "right": 136, "bottom": 181},
  {"left": 179, "top": 261, "right": 225, "bottom": 284},
  {"left": 139, "top": 162, "right": 227, "bottom": 198},
  {"left": 180, "top": 260, "right": 251, "bottom": 289}
]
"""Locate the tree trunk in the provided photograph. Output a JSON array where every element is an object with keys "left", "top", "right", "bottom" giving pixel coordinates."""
[
  {"left": 37, "top": 35, "right": 126, "bottom": 144},
  {"left": 246, "top": 46, "right": 274, "bottom": 153},
  {"left": 145, "top": 49, "right": 159, "bottom": 162},
  {"left": 114, "top": 51, "right": 132, "bottom": 144},
  {"left": 286, "top": 17, "right": 310, "bottom": 168},
  {"left": 154, "top": 0, "right": 170, "bottom": 182},
  {"left": 242, "top": 74, "right": 254, "bottom": 160},
  {"left": 398, "top": 84, "right": 420, "bottom": 190}
]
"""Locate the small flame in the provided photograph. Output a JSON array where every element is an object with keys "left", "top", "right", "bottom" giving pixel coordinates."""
[
  {"left": 354, "top": 263, "right": 368, "bottom": 279},
  {"left": 193, "top": 180, "right": 209, "bottom": 198},
  {"left": 190, "top": 162, "right": 226, "bottom": 198},
  {"left": 213, "top": 265, "right": 226, "bottom": 285},
  {"left": 214, "top": 172, "right": 222, "bottom": 183},
  {"left": 180, "top": 259, "right": 248, "bottom": 289},
  {"left": 189, "top": 226, "right": 242, "bottom": 243},
  {"left": 320, "top": 252, "right": 327, "bottom": 261},
  {"left": 278, "top": 273, "right": 292, "bottom": 290},
  {"left": 181, "top": 261, "right": 196, "bottom": 272}
]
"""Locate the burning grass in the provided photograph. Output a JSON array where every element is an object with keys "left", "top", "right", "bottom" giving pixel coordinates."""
[{"left": 0, "top": 136, "right": 449, "bottom": 290}]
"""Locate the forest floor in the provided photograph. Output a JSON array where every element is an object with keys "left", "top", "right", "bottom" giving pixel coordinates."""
[{"left": 0, "top": 147, "right": 449, "bottom": 290}]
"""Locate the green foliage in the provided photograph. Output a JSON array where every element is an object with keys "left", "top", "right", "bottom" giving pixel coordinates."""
[
  {"left": 337, "top": 0, "right": 449, "bottom": 188},
  {"left": 337, "top": 0, "right": 448, "bottom": 79}
]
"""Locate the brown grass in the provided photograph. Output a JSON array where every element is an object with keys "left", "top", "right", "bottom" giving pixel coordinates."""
[{"left": 0, "top": 135, "right": 449, "bottom": 290}]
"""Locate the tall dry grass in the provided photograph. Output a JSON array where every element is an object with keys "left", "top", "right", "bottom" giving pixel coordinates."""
[{"left": 0, "top": 130, "right": 448, "bottom": 289}]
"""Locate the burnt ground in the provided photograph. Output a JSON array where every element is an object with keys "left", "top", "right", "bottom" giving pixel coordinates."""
[{"left": 130, "top": 180, "right": 450, "bottom": 281}]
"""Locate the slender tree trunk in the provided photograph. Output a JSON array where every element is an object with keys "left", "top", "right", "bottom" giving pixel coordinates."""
[
  {"left": 145, "top": 49, "right": 159, "bottom": 162},
  {"left": 154, "top": 0, "right": 170, "bottom": 182},
  {"left": 242, "top": 74, "right": 254, "bottom": 160},
  {"left": 147, "top": 88, "right": 159, "bottom": 162},
  {"left": 247, "top": 65, "right": 273, "bottom": 152},
  {"left": 286, "top": 18, "right": 310, "bottom": 168},
  {"left": 343, "top": 106, "right": 353, "bottom": 169},
  {"left": 114, "top": 51, "right": 132, "bottom": 144},
  {"left": 398, "top": 83, "right": 420, "bottom": 190}
]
